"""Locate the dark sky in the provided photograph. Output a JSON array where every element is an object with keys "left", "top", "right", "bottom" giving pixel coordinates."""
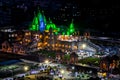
[{"left": 0, "top": 0, "right": 120, "bottom": 33}]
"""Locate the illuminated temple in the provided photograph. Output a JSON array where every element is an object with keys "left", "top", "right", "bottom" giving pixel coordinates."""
[
  {"left": 29, "top": 9, "right": 75, "bottom": 36},
  {"left": 1, "top": 9, "right": 101, "bottom": 56}
]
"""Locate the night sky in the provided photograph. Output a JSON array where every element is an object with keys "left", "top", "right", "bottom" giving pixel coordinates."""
[{"left": 0, "top": 0, "right": 120, "bottom": 34}]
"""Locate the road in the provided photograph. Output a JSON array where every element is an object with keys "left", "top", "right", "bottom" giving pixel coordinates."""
[{"left": 0, "top": 51, "right": 44, "bottom": 62}]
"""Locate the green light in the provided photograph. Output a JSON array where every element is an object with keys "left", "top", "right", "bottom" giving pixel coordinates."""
[
  {"left": 32, "top": 25, "right": 36, "bottom": 29},
  {"left": 67, "top": 31, "right": 70, "bottom": 35},
  {"left": 68, "top": 19, "right": 75, "bottom": 35},
  {"left": 62, "top": 32, "right": 65, "bottom": 35},
  {"left": 37, "top": 10, "right": 42, "bottom": 19},
  {"left": 45, "top": 19, "right": 58, "bottom": 33},
  {"left": 30, "top": 25, "right": 36, "bottom": 31},
  {"left": 35, "top": 17, "right": 38, "bottom": 24},
  {"left": 53, "top": 24, "right": 56, "bottom": 29},
  {"left": 29, "top": 9, "right": 76, "bottom": 34},
  {"left": 57, "top": 28, "right": 60, "bottom": 31},
  {"left": 29, "top": 12, "right": 39, "bottom": 31},
  {"left": 55, "top": 32, "right": 58, "bottom": 35},
  {"left": 70, "top": 29, "right": 74, "bottom": 32},
  {"left": 46, "top": 25, "right": 50, "bottom": 30}
]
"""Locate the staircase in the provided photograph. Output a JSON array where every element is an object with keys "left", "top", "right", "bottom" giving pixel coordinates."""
[{"left": 84, "top": 40, "right": 102, "bottom": 51}]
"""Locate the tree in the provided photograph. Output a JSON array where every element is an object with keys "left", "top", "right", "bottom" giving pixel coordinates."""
[{"left": 64, "top": 54, "right": 70, "bottom": 63}]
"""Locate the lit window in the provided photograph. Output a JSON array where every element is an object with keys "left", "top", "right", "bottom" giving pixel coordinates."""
[
  {"left": 15, "top": 34, "right": 17, "bottom": 36},
  {"left": 55, "top": 44, "right": 58, "bottom": 46},
  {"left": 45, "top": 36, "right": 48, "bottom": 38},
  {"left": 25, "top": 39, "right": 27, "bottom": 41},
  {"left": 29, "top": 32, "right": 31, "bottom": 35},
  {"left": 38, "top": 43, "right": 41, "bottom": 46},
  {"left": 65, "top": 45, "right": 67, "bottom": 48},
  {"left": 59, "top": 44, "right": 61, "bottom": 47},
  {"left": 39, "top": 35, "right": 42, "bottom": 38},
  {"left": 52, "top": 44, "right": 54, "bottom": 47},
  {"left": 69, "top": 46, "right": 71, "bottom": 48},
  {"left": 12, "top": 34, "right": 14, "bottom": 37},
  {"left": 25, "top": 33, "right": 29, "bottom": 36},
  {"left": 48, "top": 33, "right": 50, "bottom": 35},
  {"left": 48, "top": 44, "right": 50, "bottom": 46}
]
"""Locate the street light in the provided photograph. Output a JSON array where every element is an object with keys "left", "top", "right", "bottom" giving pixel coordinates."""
[
  {"left": 72, "top": 66, "right": 75, "bottom": 77},
  {"left": 45, "top": 59, "right": 49, "bottom": 64},
  {"left": 9, "top": 70, "right": 14, "bottom": 79},
  {"left": 72, "top": 66, "right": 75, "bottom": 70},
  {"left": 60, "top": 69, "right": 64, "bottom": 74},
  {"left": 44, "top": 59, "right": 49, "bottom": 67},
  {"left": 82, "top": 43, "right": 86, "bottom": 49},
  {"left": 24, "top": 66, "right": 29, "bottom": 71}
]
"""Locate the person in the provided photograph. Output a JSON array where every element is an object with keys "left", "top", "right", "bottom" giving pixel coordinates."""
[
  {"left": 59, "top": 74, "right": 63, "bottom": 79},
  {"left": 101, "top": 77, "right": 105, "bottom": 80},
  {"left": 75, "top": 71, "right": 78, "bottom": 77}
]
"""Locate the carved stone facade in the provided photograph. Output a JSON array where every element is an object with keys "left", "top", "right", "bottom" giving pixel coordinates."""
[
  {"left": 56, "top": 52, "right": 78, "bottom": 64},
  {"left": 2, "top": 41, "right": 25, "bottom": 54}
]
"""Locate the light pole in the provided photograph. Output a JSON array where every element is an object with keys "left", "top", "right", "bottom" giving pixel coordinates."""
[
  {"left": 10, "top": 69, "right": 14, "bottom": 79},
  {"left": 60, "top": 69, "right": 64, "bottom": 79},
  {"left": 45, "top": 60, "right": 49, "bottom": 64},
  {"left": 24, "top": 66, "right": 29, "bottom": 71},
  {"left": 45, "top": 59, "right": 49, "bottom": 66},
  {"left": 60, "top": 69, "right": 64, "bottom": 74},
  {"left": 72, "top": 66, "right": 75, "bottom": 77},
  {"left": 44, "top": 59, "right": 49, "bottom": 70},
  {"left": 24, "top": 66, "right": 29, "bottom": 76},
  {"left": 81, "top": 43, "right": 86, "bottom": 59}
]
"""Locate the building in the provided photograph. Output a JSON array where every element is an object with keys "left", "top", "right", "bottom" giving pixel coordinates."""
[
  {"left": 1, "top": 9, "right": 101, "bottom": 56},
  {"left": 0, "top": 26, "right": 24, "bottom": 43}
]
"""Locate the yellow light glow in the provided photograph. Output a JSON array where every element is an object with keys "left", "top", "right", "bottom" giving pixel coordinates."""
[
  {"left": 56, "top": 44, "right": 58, "bottom": 46},
  {"left": 29, "top": 32, "right": 31, "bottom": 35},
  {"left": 69, "top": 46, "right": 71, "bottom": 48},
  {"left": 52, "top": 44, "right": 54, "bottom": 47},
  {"left": 44, "top": 42, "right": 47, "bottom": 45},
  {"left": 24, "top": 66, "right": 29, "bottom": 71},
  {"left": 39, "top": 35, "right": 42, "bottom": 38},
  {"left": 38, "top": 43, "right": 41, "bottom": 46},
  {"left": 48, "top": 44, "right": 50, "bottom": 46},
  {"left": 45, "top": 30, "right": 49, "bottom": 32},
  {"left": 82, "top": 44, "right": 86, "bottom": 49},
  {"left": 60, "top": 69, "right": 64, "bottom": 74},
  {"left": 25, "top": 33, "right": 29, "bottom": 36},
  {"left": 59, "top": 44, "right": 61, "bottom": 47},
  {"left": 45, "top": 60, "right": 49, "bottom": 64},
  {"left": 45, "top": 36, "right": 48, "bottom": 38},
  {"left": 102, "top": 72, "right": 106, "bottom": 77},
  {"left": 20, "top": 41, "right": 22, "bottom": 44},
  {"left": 74, "top": 46, "right": 77, "bottom": 49},
  {"left": 25, "top": 39, "right": 28, "bottom": 41},
  {"left": 28, "top": 40, "right": 31, "bottom": 42}
]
